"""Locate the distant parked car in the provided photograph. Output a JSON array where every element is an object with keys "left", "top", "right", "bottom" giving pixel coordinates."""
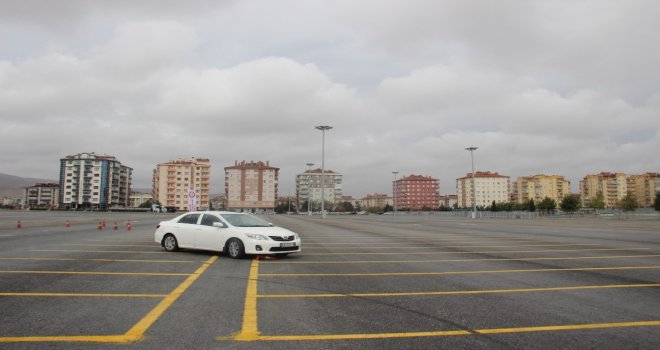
[{"left": 154, "top": 211, "right": 301, "bottom": 258}]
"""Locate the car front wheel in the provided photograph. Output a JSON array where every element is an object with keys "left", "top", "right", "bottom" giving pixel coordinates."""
[
  {"left": 163, "top": 234, "right": 179, "bottom": 252},
  {"left": 226, "top": 238, "right": 245, "bottom": 259}
]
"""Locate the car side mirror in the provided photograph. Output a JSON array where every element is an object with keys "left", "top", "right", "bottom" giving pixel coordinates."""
[{"left": 213, "top": 222, "right": 227, "bottom": 228}]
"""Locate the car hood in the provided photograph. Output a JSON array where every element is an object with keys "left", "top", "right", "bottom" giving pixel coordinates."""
[{"left": 236, "top": 226, "right": 296, "bottom": 237}]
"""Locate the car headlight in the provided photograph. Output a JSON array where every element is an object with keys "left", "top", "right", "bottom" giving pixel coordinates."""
[{"left": 245, "top": 233, "right": 269, "bottom": 240}]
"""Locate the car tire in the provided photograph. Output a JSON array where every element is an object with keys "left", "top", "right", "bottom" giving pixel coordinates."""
[
  {"left": 162, "top": 234, "right": 179, "bottom": 252},
  {"left": 226, "top": 238, "right": 245, "bottom": 259}
]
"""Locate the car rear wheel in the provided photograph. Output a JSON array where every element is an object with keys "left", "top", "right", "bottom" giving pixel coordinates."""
[
  {"left": 163, "top": 234, "right": 179, "bottom": 252},
  {"left": 226, "top": 238, "right": 245, "bottom": 259}
]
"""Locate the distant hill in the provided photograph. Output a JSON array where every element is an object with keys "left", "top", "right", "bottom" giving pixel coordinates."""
[{"left": 0, "top": 173, "right": 57, "bottom": 198}]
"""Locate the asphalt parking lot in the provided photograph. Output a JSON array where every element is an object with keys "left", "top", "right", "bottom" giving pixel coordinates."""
[{"left": 1, "top": 211, "right": 659, "bottom": 349}]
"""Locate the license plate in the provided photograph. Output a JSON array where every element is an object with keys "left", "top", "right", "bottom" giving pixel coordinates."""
[{"left": 280, "top": 242, "right": 296, "bottom": 247}]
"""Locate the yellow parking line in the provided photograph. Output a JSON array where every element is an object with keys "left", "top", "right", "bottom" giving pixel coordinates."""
[
  {"left": 0, "top": 292, "right": 167, "bottom": 298},
  {"left": 261, "top": 254, "right": 660, "bottom": 265},
  {"left": 260, "top": 265, "right": 660, "bottom": 277},
  {"left": 0, "top": 270, "right": 190, "bottom": 276},
  {"left": 0, "top": 256, "right": 218, "bottom": 344},
  {"left": 224, "top": 321, "right": 660, "bottom": 341},
  {"left": 124, "top": 255, "right": 218, "bottom": 341},
  {"left": 0, "top": 257, "right": 195, "bottom": 263},
  {"left": 234, "top": 259, "right": 260, "bottom": 341},
  {"left": 300, "top": 248, "right": 649, "bottom": 256},
  {"left": 259, "top": 283, "right": 660, "bottom": 298},
  {"left": 32, "top": 249, "right": 166, "bottom": 254}
]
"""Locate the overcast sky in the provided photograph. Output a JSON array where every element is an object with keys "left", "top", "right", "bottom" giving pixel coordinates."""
[{"left": 1, "top": 0, "right": 659, "bottom": 197}]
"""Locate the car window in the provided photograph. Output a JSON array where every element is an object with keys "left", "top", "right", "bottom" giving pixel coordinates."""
[
  {"left": 221, "top": 214, "right": 271, "bottom": 227},
  {"left": 200, "top": 214, "right": 222, "bottom": 227},
  {"left": 177, "top": 214, "right": 200, "bottom": 224}
]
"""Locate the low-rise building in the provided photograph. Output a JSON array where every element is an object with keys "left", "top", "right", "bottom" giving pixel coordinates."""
[
  {"left": 23, "top": 183, "right": 60, "bottom": 209},
  {"left": 129, "top": 192, "right": 153, "bottom": 208},
  {"left": 360, "top": 193, "right": 393, "bottom": 209},
  {"left": 438, "top": 194, "right": 458, "bottom": 209}
]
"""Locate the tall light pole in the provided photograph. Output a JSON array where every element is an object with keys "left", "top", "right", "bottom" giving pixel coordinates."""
[
  {"left": 465, "top": 147, "right": 478, "bottom": 219},
  {"left": 392, "top": 171, "right": 399, "bottom": 216},
  {"left": 315, "top": 126, "right": 332, "bottom": 219},
  {"left": 305, "top": 162, "right": 314, "bottom": 215}
]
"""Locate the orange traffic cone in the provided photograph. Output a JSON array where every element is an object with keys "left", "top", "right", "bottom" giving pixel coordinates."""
[
  {"left": 98, "top": 221, "right": 103, "bottom": 230},
  {"left": 64, "top": 220, "right": 71, "bottom": 228},
  {"left": 113, "top": 222, "right": 118, "bottom": 230},
  {"left": 16, "top": 220, "right": 22, "bottom": 229},
  {"left": 126, "top": 221, "right": 132, "bottom": 231}
]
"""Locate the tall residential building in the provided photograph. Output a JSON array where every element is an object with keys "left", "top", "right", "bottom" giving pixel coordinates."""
[
  {"left": 393, "top": 175, "right": 440, "bottom": 210},
  {"left": 579, "top": 172, "right": 627, "bottom": 208},
  {"left": 457, "top": 171, "right": 510, "bottom": 209},
  {"left": 152, "top": 158, "right": 211, "bottom": 211},
  {"left": 58, "top": 152, "right": 132, "bottom": 210},
  {"left": 512, "top": 174, "right": 571, "bottom": 206},
  {"left": 627, "top": 173, "right": 660, "bottom": 207},
  {"left": 225, "top": 160, "right": 279, "bottom": 212},
  {"left": 23, "top": 183, "right": 59, "bottom": 209},
  {"left": 295, "top": 168, "right": 343, "bottom": 210}
]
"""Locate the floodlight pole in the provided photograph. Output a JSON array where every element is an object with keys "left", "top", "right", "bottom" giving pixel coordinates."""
[
  {"left": 465, "top": 147, "right": 478, "bottom": 219},
  {"left": 305, "top": 162, "right": 314, "bottom": 215},
  {"left": 315, "top": 126, "right": 333, "bottom": 219}
]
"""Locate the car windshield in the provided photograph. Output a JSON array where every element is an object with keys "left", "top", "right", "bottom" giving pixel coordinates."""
[{"left": 221, "top": 214, "right": 272, "bottom": 227}]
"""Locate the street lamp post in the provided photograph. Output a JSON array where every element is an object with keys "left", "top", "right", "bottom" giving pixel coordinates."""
[
  {"left": 315, "top": 126, "right": 333, "bottom": 219},
  {"left": 392, "top": 171, "right": 399, "bottom": 216},
  {"left": 305, "top": 162, "right": 314, "bottom": 215},
  {"left": 465, "top": 147, "right": 478, "bottom": 219}
]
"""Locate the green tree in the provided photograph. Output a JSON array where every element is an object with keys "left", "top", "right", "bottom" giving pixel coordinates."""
[
  {"left": 528, "top": 199, "right": 536, "bottom": 212},
  {"left": 591, "top": 191, "right": 606, "bottom": 209},
  {"left": 560, "top": 194, "right": 581, "bottom": 213},
  {"left": 618, "top": 192, "right": 639, "bottom": 217},
  {"left": 538, "top": 197, "right": 557, "bottom": 212},
  {"left": 654, "top": 193, "right": 660, "bottom": 211}
]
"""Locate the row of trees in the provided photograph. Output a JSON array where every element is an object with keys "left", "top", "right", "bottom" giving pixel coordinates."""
[{"left": 275, "top": 193, "right": 660, "bottom": 215}]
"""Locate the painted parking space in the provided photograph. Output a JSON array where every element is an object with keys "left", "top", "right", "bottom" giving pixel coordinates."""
[
  {"left": 0, "top": 225, "right": 217, "bottom": 344},
  {"left": 221, "top": 216, "right": 660, "bottom": 344}
]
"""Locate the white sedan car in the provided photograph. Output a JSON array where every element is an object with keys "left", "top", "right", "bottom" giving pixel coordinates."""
[{"left": 154, "top": 211, "right": 301, "bottom": 258}]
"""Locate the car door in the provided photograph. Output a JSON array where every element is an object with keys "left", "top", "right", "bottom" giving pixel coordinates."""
[
  {"left": 173, "top": 213, "right": 201, "bottom": 248},
  {"left": 196, "top": 214, "right": 228, "bottom": 251}
]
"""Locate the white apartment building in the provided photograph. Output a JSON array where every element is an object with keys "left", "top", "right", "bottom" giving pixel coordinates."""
[
  {"left": 296, "top": 168, "right": 343, "bottom": 211},
  {"left": 457, "top": 171, "right": 510, "bottom": 209},
  {"left": 59, "top": 152, "right": 132, "bottom": 210},
  {"left": 152, "top": 157, "right": 211, "bottom": 211},
  {"left": 225, "top": 160, "right": 278, "bottom": 212},
  {"left": 512, "top": 174, "right": 571, "bottom": 206}
]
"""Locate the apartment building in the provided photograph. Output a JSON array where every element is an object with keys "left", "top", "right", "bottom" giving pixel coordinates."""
[
  {"left": 23, "top": 183, "right": 59, "bottom": 209},
  {"left": 152, "top": 157, "right": 211, "bottom": 211},
  {"left": 457, "top": 171, "right": 510, "bottom": 209},
  {"left": 512, "top": 174, "right": 571, "bottom": 206},
  {"left": 58, "top": 152, "right": 132, "bottom": 210},
  {"left": 393, "top": 175, "right": 440, "bottom": 210},
  {"left": 360, "top": 193, "right": 393, "bottom": 209},
  {"left": 579, "top": 172, "right": 628, "bottom": 208},
  {"left": 627, "top": 173, "right": 660, "bottom": 207},
  {"left": 439, "top": 194, "right": 458, "bottom": 209},
  {"left": 225, "top": 160, "right": 279, "bottom": 212},
  {"left": 295, "top": 168, "right": 343, "bottom": 211}
]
